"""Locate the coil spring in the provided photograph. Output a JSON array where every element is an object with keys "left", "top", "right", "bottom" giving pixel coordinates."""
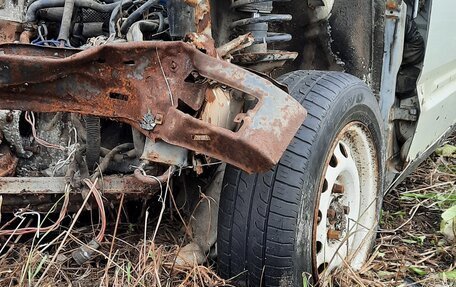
[{"left": 230, "top": 0, "right": 292, "bottom": 45}]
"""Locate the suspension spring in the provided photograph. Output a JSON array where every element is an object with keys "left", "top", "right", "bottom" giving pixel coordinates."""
[{"left": 230, "top": 0, "right": 292, "bottom": 48}]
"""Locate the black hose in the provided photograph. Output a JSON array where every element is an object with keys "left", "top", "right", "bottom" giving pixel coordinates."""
[
  {"left": 92, "top": 143, "right": 134, "bottom": 180},
  {"left": 26, "top": 0, "right": 119, "bottom": 22},
  {"left": 150, "top": 12, "right": 164, "bottom": 33},
  {"left": 57, "top": 0, "right": 75, "bottom": 43},
  {"left": 131, "top": 128, "right": 145, "bottom": 157},
  {"left": 119, "top": 0, "right": 159, "bottom": 35},
  {"left": 109, "top": 0, "right": 133, "bottom": 36},
  {"left": 84, "top": 116, "right": 101, "bottom": 172}
]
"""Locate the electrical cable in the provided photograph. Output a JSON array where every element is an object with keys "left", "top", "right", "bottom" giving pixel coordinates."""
[
  {"left": 119, "top": 0, "right": 159, "bottom": 35},
  {"left": 0, "top": 184, "right": 71, "bottom": 236}
]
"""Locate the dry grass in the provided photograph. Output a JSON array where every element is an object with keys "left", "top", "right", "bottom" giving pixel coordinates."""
[
  {"left": 333, "top": 135, "right": 456, "bottom": 287},
  {"left": 1, "top": 136, "right": 455, "bottom": 287},
  {"left": 0, "top": 197, "right": 228, "bottom": 287}
]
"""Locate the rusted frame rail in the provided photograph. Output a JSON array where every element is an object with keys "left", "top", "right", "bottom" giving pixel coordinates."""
[{"left": 0, "top": 175, "right": 152, "bottom": 194}]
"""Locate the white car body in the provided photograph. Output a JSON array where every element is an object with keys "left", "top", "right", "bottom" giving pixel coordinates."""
[{"left": 409, "top": 0, "right": 456, "bottom": 161}]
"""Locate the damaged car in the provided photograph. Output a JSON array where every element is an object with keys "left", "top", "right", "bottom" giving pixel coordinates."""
[{"left": 0, "top": 0, "right": 455, "bottom": 286}]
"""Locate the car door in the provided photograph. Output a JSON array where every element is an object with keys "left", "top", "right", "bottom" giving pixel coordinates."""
[{"left": 407, "top": 0, "right": 456, "bottom": 161}]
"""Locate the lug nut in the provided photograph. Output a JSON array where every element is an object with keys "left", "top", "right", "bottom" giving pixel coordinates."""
[
  {"left": 343, "top": 205, "right": 350, "bottom": 215},
  {"left": 327, "top": 229, "right": 341, "bottom": 240},
  {"left": 327, "top": 208, "right": 336, "bottom": 219},
  {"left": 332, "top": 183, "right": 344, "bottom": 194}
]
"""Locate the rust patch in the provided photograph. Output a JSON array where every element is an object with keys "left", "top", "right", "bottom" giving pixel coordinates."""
[
  {"left": 386, "top": 0, "right": 399, "bottom": 10},
  {"left": 205, "top": 87, "right": 216, "bottom": 103},
  {"left": 185, "top": 32, "right": 217, "bottom": 57},
  {"left": 0, "top": 144, "right": 17, "bottom": 176},
  {"left": 0, "top": 20, "right": 22, "bottom": 44},
  {"left": 184, "top": 0, "right": 211, "bottom": 36},
  {"left": 19, "top": 30, "right": 34, "bottom": 44}
]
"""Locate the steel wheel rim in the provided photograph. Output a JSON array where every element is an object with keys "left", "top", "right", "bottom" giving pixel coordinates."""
[{"left": 314, "top": 121, "right": 379, "bottom": 277}]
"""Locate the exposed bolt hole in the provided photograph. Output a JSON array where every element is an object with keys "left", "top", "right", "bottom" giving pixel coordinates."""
[
  {"left": 184, "top": 70, "right": 206, "bottom": 84},
  {"left": 329, "top": 154, "right": 338, "bottom": 167},
  {"left": 317, "top": 210, "right": 322, "bottom": 224},
  {"left": 322, "top": 179, "right": 328, "bottom": 193},
  {"left": 318, "top": 263, "right": 328, "bottom": 274},
  {"left": 339, "top": 143, "right": 348, "bottom": 158},
  {"left": 109, "top": 92, "right": 129, "bottom": 101},
  {"left": 123, "top": 60, "right": 135, "bottom": 66},
  {"left": 316, "top": 241, "right": 322, "bottom": 254}
]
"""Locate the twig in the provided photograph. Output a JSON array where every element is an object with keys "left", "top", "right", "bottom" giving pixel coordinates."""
[
  {"left": 36, "top": 178, "right": 99, "bottom": 286},
  {"left": 103, "top": 193, "right": 125, "bottom": 286},
  {"left": 155, "top": 47, "right": 174, "bottom": 106}
]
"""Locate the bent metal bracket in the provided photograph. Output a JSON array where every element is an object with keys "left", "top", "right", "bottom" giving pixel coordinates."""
[{"left": 0, "top": 41, "right": 306, "bottom": 173}]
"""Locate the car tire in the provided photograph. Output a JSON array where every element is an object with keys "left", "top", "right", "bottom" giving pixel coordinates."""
[{"left": 217, "top": 70, "right": 385, "bottom": 286}]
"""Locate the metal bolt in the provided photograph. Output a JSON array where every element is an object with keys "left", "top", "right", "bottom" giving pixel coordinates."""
[
  {"left": 327, "top": 229, "right": 341, "bottom": 240},
  {"left": 170, "top": 61, "right": 178, "bottom": 71},
  {"left": 332, "top": 183, "right": 344, "bottom": 194},
  {"left": 5, "top": 112, "right": 13, "bottom": 123},
  {"left": 155, "top": 114, "right": 164, "bottom": 125}
]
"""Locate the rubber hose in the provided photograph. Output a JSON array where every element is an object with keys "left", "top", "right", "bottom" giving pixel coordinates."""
[
  {"left": 84, "top": 116, "right": 101, "bottom": 172},
  {"left": 92, "top": 143, "right": 134, "bottom": 179},
  {"left": 57, "top": 0, "right": 75, "bottom": 43},
  {"left": 109, "top": 0, "right": 133, "bottom": 36},
  {"left": 119, "top": 0, "right": 159, "bottom": 35},
  {"left": 26, "top": 0, "right": 119, "bottom": 22}
]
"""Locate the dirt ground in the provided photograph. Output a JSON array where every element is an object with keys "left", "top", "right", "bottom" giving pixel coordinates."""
[{"left": 0, "top": 136, "right": 455, "bottom": 287}]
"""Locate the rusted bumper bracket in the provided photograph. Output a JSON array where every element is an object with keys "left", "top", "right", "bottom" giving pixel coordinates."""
[{"left": 0, "top": 42, "right": 306, "bottom": 173}]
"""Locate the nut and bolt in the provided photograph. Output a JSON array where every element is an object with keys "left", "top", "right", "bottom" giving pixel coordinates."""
[
  {"left": 327, "top": 229, "right": 341, "bottom": 240},
  {"left": 332, "top": 183, "right": 344, "bottom": 194},
  {"left": 5, "top": 112, "right": 13, "bottom": 123},
  {"left": 170, "top": 61, "right": 178, "bottom": 71},
  {"left": 327, "top": 208, "right": 336, "bottom": 219}
]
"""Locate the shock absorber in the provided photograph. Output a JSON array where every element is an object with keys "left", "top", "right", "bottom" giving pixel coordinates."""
[{"left": 230, "top": 0, "right": 297, "bottom": 71}]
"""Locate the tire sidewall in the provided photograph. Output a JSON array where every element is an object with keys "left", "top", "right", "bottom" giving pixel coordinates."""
[{"left": 292, "top": 81, "right": 385, "bottom": 284}]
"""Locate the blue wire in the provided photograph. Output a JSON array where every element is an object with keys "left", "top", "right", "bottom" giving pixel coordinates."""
[{"left": 31, "top": 39, "right": 70, "bottom": 47}]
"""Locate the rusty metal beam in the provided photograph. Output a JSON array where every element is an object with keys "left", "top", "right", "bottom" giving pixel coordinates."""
[
  {"left": 0, "top": 175, "right": 153, "bottom": 194},
  {"left": 0, "top": 41, "right": 306, "bottom": 173}
]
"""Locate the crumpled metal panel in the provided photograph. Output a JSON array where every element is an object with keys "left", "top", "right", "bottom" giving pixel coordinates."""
[{"left": 0, "top": 41, "right": 306, "bottom": 173}]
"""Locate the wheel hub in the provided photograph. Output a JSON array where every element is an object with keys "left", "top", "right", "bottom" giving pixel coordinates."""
[{"left": 314, "top": 122, "right": 379, "bottom": 277}]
